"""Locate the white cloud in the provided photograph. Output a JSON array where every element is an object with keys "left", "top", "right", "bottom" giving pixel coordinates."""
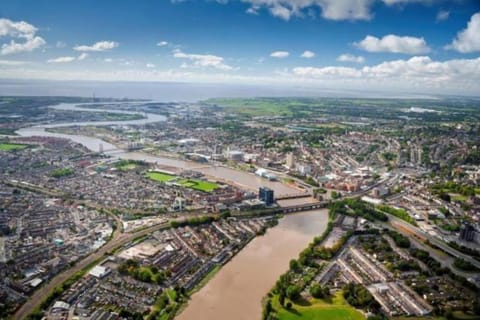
[
  {"left": 0, "top": 59, "right": 28, "bottom": 66},
  {"left": 301, "top": 50, "right": 315, "bottom": 58},
  {"left": 355, "top": 34, "right": 430, "bottom": 54},
  {"left": 0, "top": 18, "right": 37, "bottom": 38},
  {"left": 270, "top": 4, "right": 292, "bottom": 20},
  {"left": 56, "top": 41, "right": 66, "bottom": 48},
  {"left": 177, "top": 0, "right": 442, "bottom": 22},
  {"left": 1, "top": 37, "right": 46, "bottom": 55},
  {"left": 77, "top": 53, "right": 88, "bottom": 61},
  {"left": 242, "top": 0, "right": 374, "bottom": 21},
  {"left": 157, "top": 41, "right": 168, "bottom": 47},
  {"left": 173, "top": 49, "right": 233, "bottom": 70},
  {"left": 446, "top": 12, "right": 480, "bottom": 53},
  {"left": 5, "top": 55, "right": 480, "bottom": 95},
  {"left": 246, "top": 6, "right": 259, "bottom": 15},
  {"left": 293, "top": 56, "right": 480, "bottom": 90},
  {"left": 146, "top": 63, "right": 156, "bottom": 68},
  {"left": 47, "top": 53, "right": 88, "bottom": 63},
  {"left": 0, "top": 18, "right": 46, "bottom": 55},
  {"left": 104, "top": 58, "right": 113, "bottom": 63},
  {"left": 47, "top": 56, "right": 76, "bottom": 63},
  {"left": 337, "top": 53, "right": 365, "bottom": 63},
  {"left": 436, "top": 10, "right": 449, "bottom": 22},
  {"left": 121, "top": 60, "right": 133, "bottom": 66},
  {"left": 73, "top": 41, "right": 118, "bottom": 52},
  {"left": 270, "top": 51, "right": 289, "bottom": 58},
  {"left": 294, "top": 65, "right": 361, "bottom": 78}
]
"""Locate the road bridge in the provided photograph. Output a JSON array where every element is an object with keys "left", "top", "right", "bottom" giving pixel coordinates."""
[{"left": 275, "top": 193, "right": 312, "bottom": 201}]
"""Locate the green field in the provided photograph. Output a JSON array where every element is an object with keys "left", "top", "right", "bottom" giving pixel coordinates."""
[
  {"left": 206, "top": 98, "right": 293, "bottom": 116},
  {"left": 272, "top": 291, "right": 365, "bottom": 320},
  {"left": 146, "top": 172, "right": 219, "bottom": 192},
  {"left": 451, "top": 194, "right": 467, "bottom": 202},
  {"left": 0, "top": 142, "right": 28, "bottom": 151},
  {"left": 146, "top": 171, "right": 177, "bottom": 182},
  {"left": 117, "top": 163, "right": 137, "bottom": 171},
  {"left": 178, "top": 179, "right": 219, "bottom": 192}
]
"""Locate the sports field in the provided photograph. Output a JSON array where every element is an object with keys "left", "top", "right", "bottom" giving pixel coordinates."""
[
  {"left": 177, "top": 179, "right": 219, "bottom": 192},
  {"left": 146, "top": 172, "right": 219, "bottom": 192},
  {"left": 272, "top": 291, "right": 365, "bottom": 320},
  {"left": 146, "top": 171, "right": 177, "bottom": 182}
]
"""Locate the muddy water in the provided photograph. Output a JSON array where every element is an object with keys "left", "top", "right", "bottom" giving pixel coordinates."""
[
  {"left": 18, "top": 103, "right": 300, "bottom": 196},
  {"left": 177, "top": 209, "right": 329, "bottom": 320}
]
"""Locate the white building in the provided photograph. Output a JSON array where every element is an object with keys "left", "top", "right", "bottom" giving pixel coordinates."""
[
  {"left": 89, "top": 265, "right": 110, "bottom": 278},
  {"left": 286, "top": 152, "right": 295, "bottom": 169}
]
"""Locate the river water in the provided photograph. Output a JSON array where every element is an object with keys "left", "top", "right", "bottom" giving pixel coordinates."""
[
  {"left": 178, "top": 209, "right": 329, "bottom": 320},
  {"left": 16, "top": 102, "right": 329, "bottom": 320},
  {"left": 16, "top": 102, "right": 299, "bottom": 195}
]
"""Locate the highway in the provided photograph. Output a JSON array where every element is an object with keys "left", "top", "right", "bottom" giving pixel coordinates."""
[{"left": 385, "top": 213, "right": 480, "bottom": 270}]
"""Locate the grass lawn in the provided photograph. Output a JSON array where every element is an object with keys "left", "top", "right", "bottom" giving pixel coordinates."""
[
  {"left": 272, "top": 291, "right": 365, "bottom": 320},
  {"left": 146, "top": 171, "right": 177, "bottom": 182},
  {"left": 0, "top": 142, "right": 28, "bottom": 151},
  {"left": 178, "top": 179, "right": 219, "bottom": 192},
  {"left": 452, "top": 312, "right": 480, "bottom": 320},
  {"left": 117, "top": 163, "right": 137, "bottom": 171},
  {"left": 475, "top": 188, "right": 480, "bottom": 195},
  {"left": 451, "top": 194, "right": 467, "bottom": 202},
  {"left": 147, "top": 172, "right": 219, "bottom": 192},
  {"left": 166, "top": 288, "right": 178, "bottom": 302}
]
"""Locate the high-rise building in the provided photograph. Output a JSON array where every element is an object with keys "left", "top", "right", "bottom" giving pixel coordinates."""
[
  {"left": 417, "top": 148, "right": 423, "bottom": 165},
  {"left": 259, "top": 187, "right": 274, "bottom": 206},
  {"left": 459, "top": 223, "right": 476, "bottom": 242},
  {"left": 286, "top": 152, "right": 295, "bottom": 169},
  {"left": 410, "top": 147, "right": 417, "bottom": 164}
]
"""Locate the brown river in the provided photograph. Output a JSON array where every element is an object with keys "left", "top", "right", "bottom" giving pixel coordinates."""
[
  {"left": 16, "top": 103, "right": 327, "bottom": 319},
  {"left": 177, "top": 209, "right": 329, "bottom": 320}
]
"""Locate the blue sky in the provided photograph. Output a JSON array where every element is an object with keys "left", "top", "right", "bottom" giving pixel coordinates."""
[{"left": 1, "top": 0, "right": 480, "bottom": 95}]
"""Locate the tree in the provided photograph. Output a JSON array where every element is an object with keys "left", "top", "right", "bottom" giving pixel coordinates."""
[
  {"left": 310, "top": 284, "right": 329, "bottom": 299},
  {"left": 439, "top": 193, "right": 451, "bottom": 202},
  {"left": 263, "top": 299, "right": 272, "bottom": 320},
  {"left": 289, "top": 259, "right": 301, "bottom": 272},
  {"left": 473, "top": 299, "right": 480, "bottom": 315},
  {"left": 286, "top": 285, "right": 301, "bottom": 301},
  {"left": 278, "top": 292, "right": 286, "bottom": 306}
]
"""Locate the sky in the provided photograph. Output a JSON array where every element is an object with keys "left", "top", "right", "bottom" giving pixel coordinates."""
[{"left": 1, "top": 0, "right": 480, "bottom": 97}]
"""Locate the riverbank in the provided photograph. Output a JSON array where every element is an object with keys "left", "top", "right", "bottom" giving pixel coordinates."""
[{"left": 177, "top": 209, "right": 329, "bottom": 320}]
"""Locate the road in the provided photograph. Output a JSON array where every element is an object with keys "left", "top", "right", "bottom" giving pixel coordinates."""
[
  {"left": 385, "top": 213, "right": 480, "bottom": 270},
  {"left": 13, "top": 220, "right": 175, "bottom": 319},
  {"left": 10, "top": 171, "right": 435, "bottom": 319}
]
